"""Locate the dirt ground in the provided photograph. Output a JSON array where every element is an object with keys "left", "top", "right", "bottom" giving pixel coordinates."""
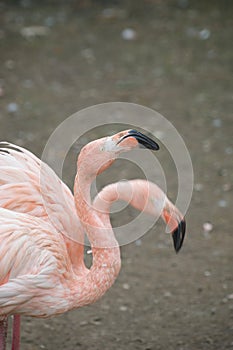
[{"left": 0, "top": 0, "right": 233, "bottom": 349}]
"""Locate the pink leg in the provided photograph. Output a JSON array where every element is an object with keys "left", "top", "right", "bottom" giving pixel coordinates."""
[
  {"left": 0, "top": 317, "right": 8, "bottom": 350},
  {"left": 11, "top": 315, "right": 20, "bottom": 350}
]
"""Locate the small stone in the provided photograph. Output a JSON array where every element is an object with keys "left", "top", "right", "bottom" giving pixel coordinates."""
[
  {"left": 203, "top": 222, "right": 213, "bottom": 232},
  {"left": 20, "top": 26, "right": 49, "bottom": 39},
  {"left": 121, "top": 28, "right": 136, "bottom": 40},
  {"left": 91, "top": 317, "right": 102, "bottom": 325},
  {"left": 135, "top": 239, "right": 142, "bottom": 246},
  {"left": 218, "top": 168, "right": 228, "bottom": 177},
  {"left": 227, "top": 294, "right": 233, "bottom": 300},
  {"left": 222, "top": 298, "right": 228, "bottom": 304},
  {"left": 177, "top": 340, "right": 184, "bottom": 346},
  {"left": 218, "top": 200, "right": 227, "bottom": 208},
  {"left": 222, "top": 183, "right": 231, "bottom": 192},
  {"left": 122, "top": 283, "right": 130, "bottom": 290},
  {"left": 199, "top": 29, "right": 210, "bottom": 40},
  {"left": 43, "top": 323, "right": 54, "bottom": 330},
  {"left": 164, "top": 291, "right": 172, "bottom": 298},
  {"left": 7, "top": 102, "right": 19, "bottom": 113},
  {"left": 211, "top": 307, "right": 216, "bottom": 315},
  {"left": 86, "top": 249, "right": 92, "bottom": 255},
  {"left": 119, "top": 305, "right": 128, "bottom": 311},
  {"left": 79, "top": 320, "right": 88, "bottom": 327},
  {"left": 225, "top": 147, "right": 233, "bottom": 155},
  {"left": 222, "top": 283, "right": 228, "bottom": 290},
  {"left": 204, "top": 270, "right": 211, "bottom": 277},
  {"left": 205, "top": 336, "right": 214, "bottom": 344},
  {"left": 194, "top": 183, "right": 203, "bottom": 191},
  {"left": 212, "top": 118, "right": 222, "bottom": 127}
]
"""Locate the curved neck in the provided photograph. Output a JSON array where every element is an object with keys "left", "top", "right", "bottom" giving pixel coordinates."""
[
  {"left": 93, "top": 180, "right": 183, "bottom": 234},
  {"left": 72, "top": 171, "right": 121, "bottom": 307},
  {"left": 93, "top": 180, "right": 150, "bottom": 215}
]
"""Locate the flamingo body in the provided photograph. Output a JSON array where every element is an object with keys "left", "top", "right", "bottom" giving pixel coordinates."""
[{"left": 0, "top": 130, "right": 185, "bottom": 349}]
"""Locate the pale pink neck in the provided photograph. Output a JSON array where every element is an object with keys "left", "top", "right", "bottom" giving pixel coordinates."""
[
  {"left": 93, "top": 181, "right": 148, "bottom": 216},
  {"left": 94, "top": 182, "right": 125, "bottom": 215},
  {"left": 72, "top": 172, "right": 121, "bottom": 307}
]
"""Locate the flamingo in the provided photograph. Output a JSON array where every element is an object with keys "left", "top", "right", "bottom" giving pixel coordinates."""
[{"left": 0, "top": 130, "right": 186, "bottom": 350}]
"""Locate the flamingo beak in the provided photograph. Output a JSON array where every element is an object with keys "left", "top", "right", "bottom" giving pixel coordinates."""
[
  {"left": 119, "top": 130, "right": 159, "bottom": 151},
  {"left": 172, "top": 219, "right": 186, "bottom": 253}
]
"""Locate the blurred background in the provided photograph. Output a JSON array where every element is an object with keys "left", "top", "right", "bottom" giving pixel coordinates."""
[{"left": 0, "top": 0, "right": 233, "bottom": 349}]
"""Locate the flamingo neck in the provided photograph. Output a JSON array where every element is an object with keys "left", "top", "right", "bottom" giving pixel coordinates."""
[
  {"left": 72, "top": 172, "right": 121, "bottom": 307},
  {"left": 93, "top": 182, "right": 124, "bottom": 215}
]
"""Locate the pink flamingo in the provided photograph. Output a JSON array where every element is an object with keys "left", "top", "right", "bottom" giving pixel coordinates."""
[{"left": 0, "top": 130, "right": 185, "bottom": 350}]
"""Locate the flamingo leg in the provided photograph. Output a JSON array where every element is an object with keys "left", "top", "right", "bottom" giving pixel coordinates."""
[
  {"left": 0, "top": 317, "right": 8, "bottom": 350},
  {"left": 11, "top": 315, "right": 20, "bottom": 350}
]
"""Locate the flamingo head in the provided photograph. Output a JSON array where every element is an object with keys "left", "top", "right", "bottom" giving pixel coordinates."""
[
  {"left": 98, "top": 129, "right": 159, "bottom": 174},
  {"left": 78, "top": 129, "right": 159, "bottom": 177}
]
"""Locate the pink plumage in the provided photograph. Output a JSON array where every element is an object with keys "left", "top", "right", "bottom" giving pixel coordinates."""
[{"left": 0, "top": 131, "right": 185, "bottom": 350}]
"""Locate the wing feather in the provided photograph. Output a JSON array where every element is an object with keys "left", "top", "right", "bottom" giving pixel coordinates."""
[
  {"left": 0, "top": 208, "right": 71, "bottom": 317},
  {"left": 0, "top": 142, "right": 83, "bottom": 242}
]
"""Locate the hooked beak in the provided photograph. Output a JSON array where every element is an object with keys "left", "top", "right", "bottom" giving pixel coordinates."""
[
  {"left": 118, "top": 129, "right": 159, "bottom": 151},
  {"left": 172, "top": 219, "right": 186, "bottom": 253}
]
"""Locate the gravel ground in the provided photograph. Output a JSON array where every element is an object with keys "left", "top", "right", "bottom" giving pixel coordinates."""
[{"left": 0, "top": 1, "right": 233, "bottom": 349}]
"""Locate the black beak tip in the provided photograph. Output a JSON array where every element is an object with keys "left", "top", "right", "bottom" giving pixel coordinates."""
[
  {"left": 128, "top": 129, "right": 159, "bottom": 151},
  {"left": 172, "top": 219, "right": 186, "bottom": 253}
]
